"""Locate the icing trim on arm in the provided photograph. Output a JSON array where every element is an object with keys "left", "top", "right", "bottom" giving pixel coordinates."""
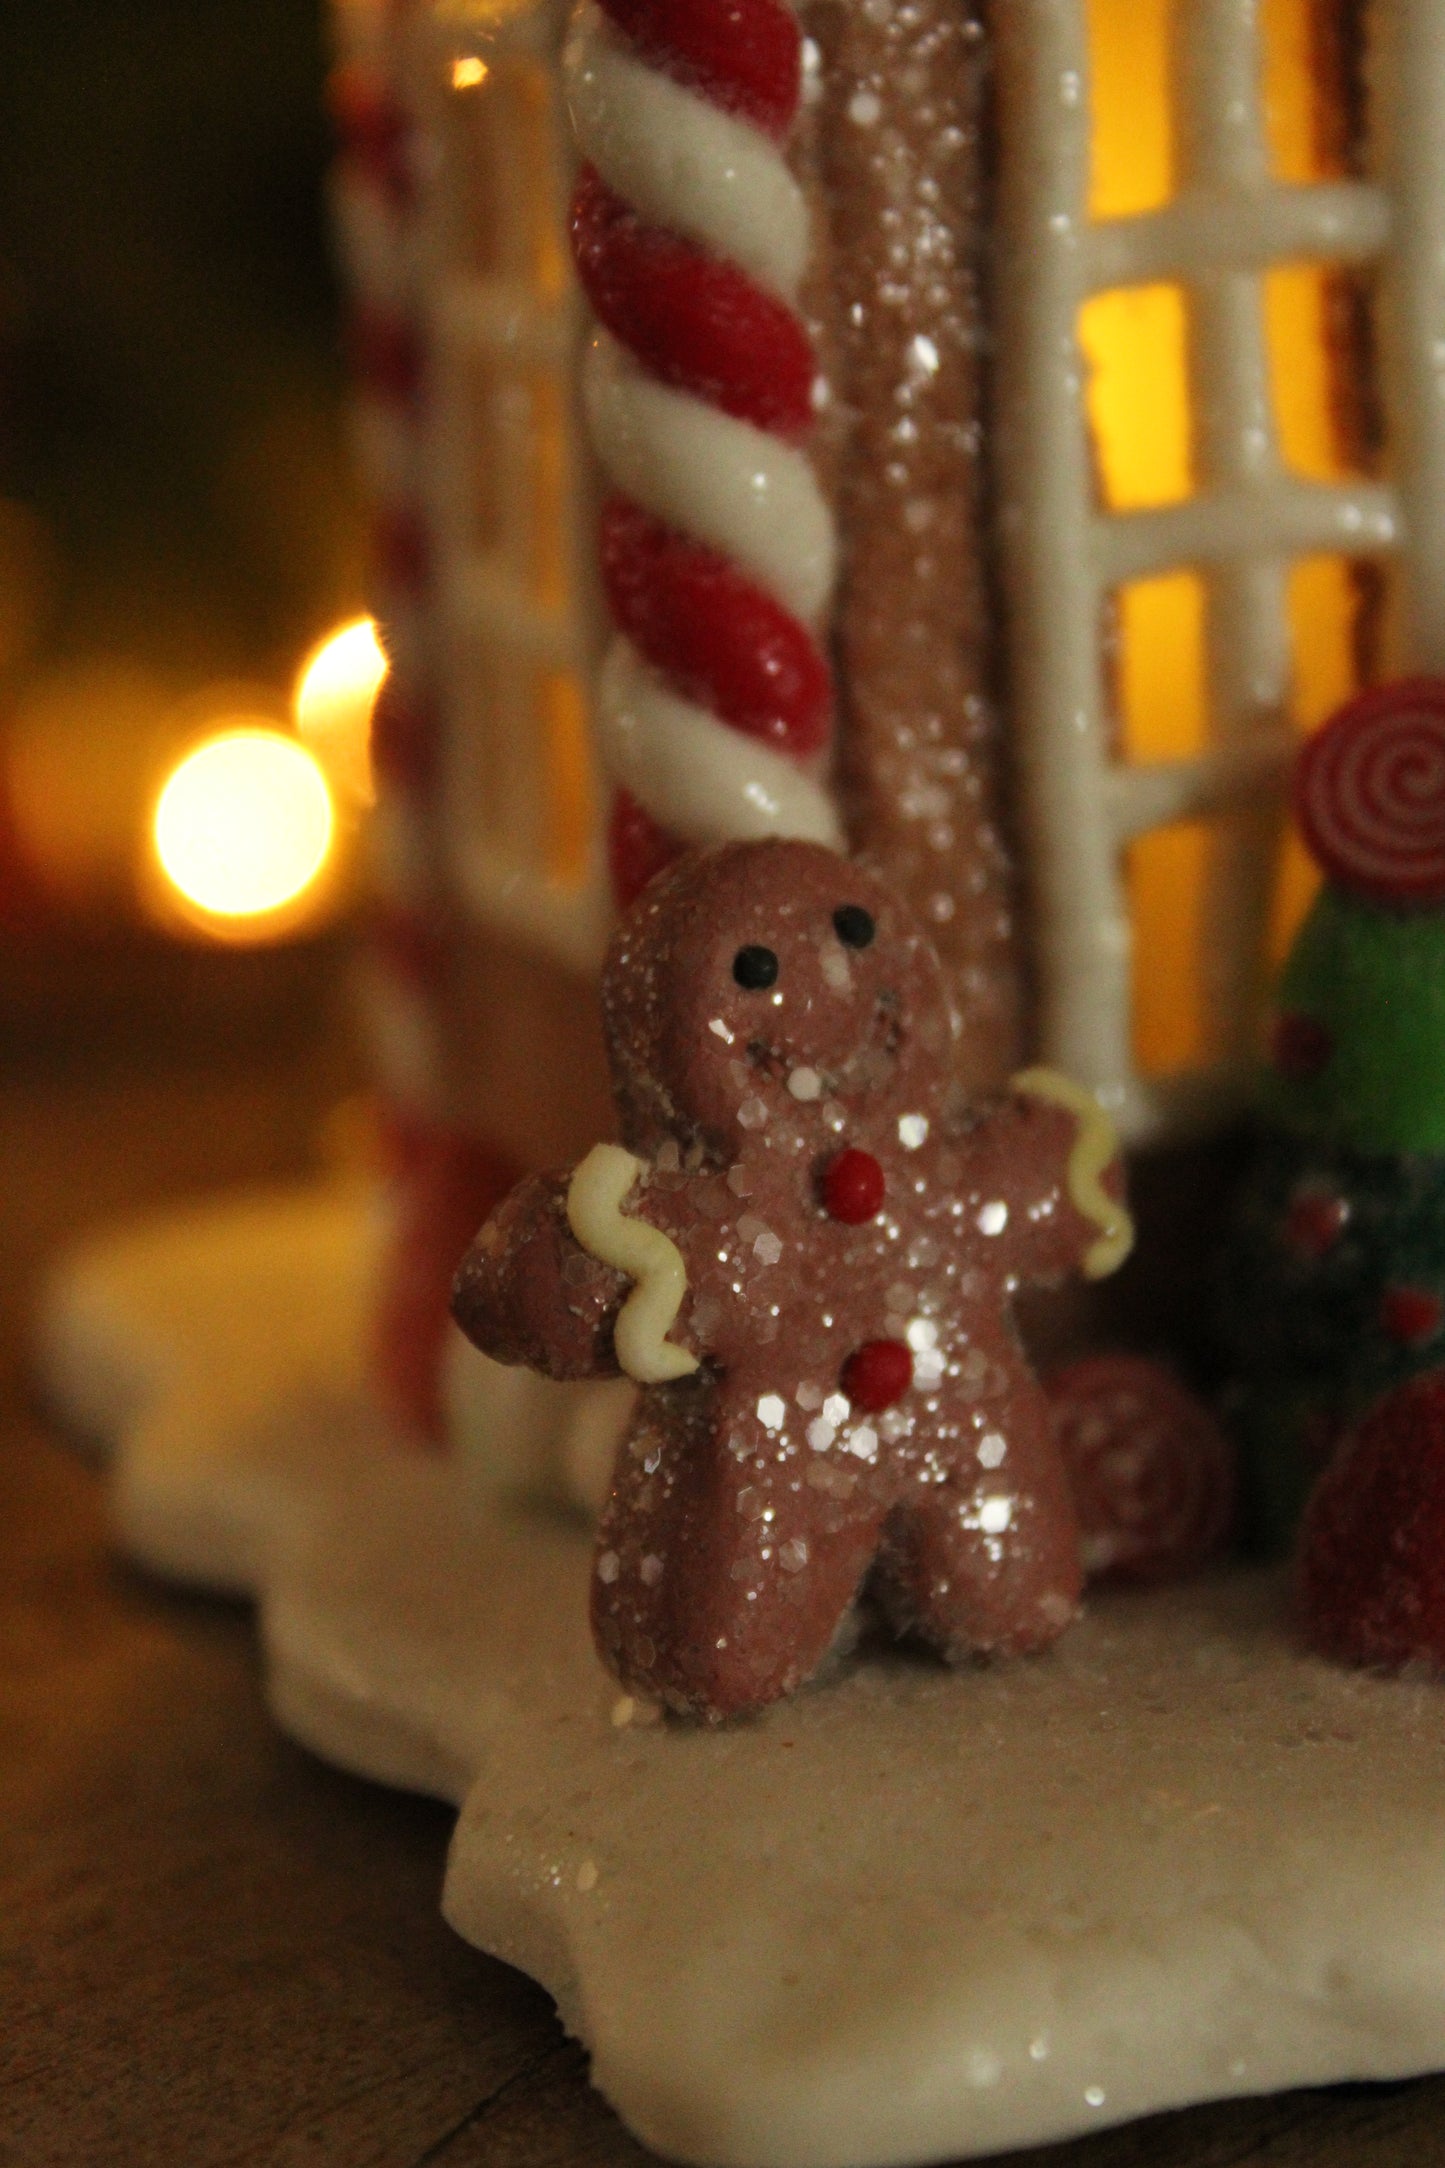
[
  {"left": 1010, "top": 1068, "right": 1134, "bottom": 1280},
  {"left": 566, "top": 1143, "right": 700, "bottom": 1382}
]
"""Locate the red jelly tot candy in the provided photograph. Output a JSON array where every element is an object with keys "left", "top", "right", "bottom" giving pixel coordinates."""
[
  {"left": 1047, "top": 1355, "right": 1236, "bottom": 1585},
  {"left": 1379, "top": 1285, "right": 1444, "bottom": 1347},
  {"left": 1294, "top": 676, "right": 1445, "bottom": 907},
  {"left": 1270, "top": 1010, "right": 1334, "bottom": 1081},
  {"left": 821, "top": 1147, "right": 886, "bottom": 1224},
  {"left": 1283, "top": 1187, "right": 1350, "bottom": 1260},
  {"left": 841, "top": 1339, "right": 913, "bottom": 1414},
  {"left": 1301, "top": 1368, "right": 1445, "bottom": 1669}
]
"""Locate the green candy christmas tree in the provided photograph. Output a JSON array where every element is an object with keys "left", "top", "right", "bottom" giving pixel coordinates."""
[{"left": 1221, "top": 678, "right": 1445, "bottom": 1552}]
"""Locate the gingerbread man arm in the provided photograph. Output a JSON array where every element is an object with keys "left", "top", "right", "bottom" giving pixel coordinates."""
[
  {"left": 451, "top": 1172, "right": 626, "bottom": 1380},
  {"left": 953, "top": 1072, "right": 1132, "bottom": 1289}
]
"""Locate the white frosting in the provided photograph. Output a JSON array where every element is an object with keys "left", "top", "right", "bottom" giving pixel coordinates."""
[
  {"left": 563, "top": 5, "right": 808, "bottom": 302},
  {"left": 565, "top": 1142, "right": 699, "bottom": 1384},
  {"left": 597, "top": 638, "right": 841, "bottom": 848},
  {"left": 583, "top": 332, "right": 835, "bottom": 626},
  {"left": 443, "top": 1329, "right": 629, "bottom": 1515}
]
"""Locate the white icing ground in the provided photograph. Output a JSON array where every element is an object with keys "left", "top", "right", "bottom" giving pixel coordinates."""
[
  {"left": 441, "top": 1325, "right": 627, "bottom": 1516},
  {"left": 35, "top": 1183, "right": 1445, "bottom": 2165}
]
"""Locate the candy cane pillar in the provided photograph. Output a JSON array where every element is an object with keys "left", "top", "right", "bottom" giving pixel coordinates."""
[
  {"left": 564, "top": 0, "right": 843, "bottom": 902},
  {"left": 333, "top": 2, "right": 522, "bottom": 1442}
]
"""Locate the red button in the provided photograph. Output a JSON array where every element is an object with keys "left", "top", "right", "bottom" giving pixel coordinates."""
[
  {"left": 1270, "top": 1011, "right": 1334, "bottom": 1081},
  {"left": 1283, "top": 1188, "right": 1350, "bottom": 1260},
  {"left": 1380, "top": 1286, "right": 1444, "bottom": 1347},
  {"left": 821, "top": 1147, "right": 885, "bottom": 1224},
  {"left": 841, "top": 1339, "right": 912, "bottom": 1413}
]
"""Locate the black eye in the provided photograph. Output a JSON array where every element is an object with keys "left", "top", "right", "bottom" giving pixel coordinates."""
[
  {"left": 733, "top": 944, "right": 779, "bottom": 990},
  {"left": 833, "top": 905, "right": 875, "bottom": 949}
]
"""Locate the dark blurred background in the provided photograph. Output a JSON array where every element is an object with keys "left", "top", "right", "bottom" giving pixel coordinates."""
[
  {"left": 0, "top": 0, "right": 356, "bottom": 685},
  {"left": 0, "top": 0, "right": 370, "bottom": 1375},
  {"left": 0, "top": 0, "right": 373, "bottom": 1055}
]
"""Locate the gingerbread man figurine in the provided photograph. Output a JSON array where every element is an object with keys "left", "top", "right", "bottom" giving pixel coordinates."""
[{"left": 453, "top": 840, "right": 1133, "bottom": 1719}]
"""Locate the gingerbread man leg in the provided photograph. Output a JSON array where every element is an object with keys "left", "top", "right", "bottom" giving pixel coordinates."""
[
  {"left": 873, "top": 1371, "right": 1082, "bottom": 1659},
  {"left": 592, "top": 1385, "right": 886, "bottom": 1719}
]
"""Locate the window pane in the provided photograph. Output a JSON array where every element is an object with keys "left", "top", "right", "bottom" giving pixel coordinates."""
[
  {"left": 541, "top": 669, "right": 595, "bottom": 890},
  {"left": 1080, "top": 284, "right": 1191, "bottom": 510},
  {"left": 1086, "top": 0, "right": 1174, "bottom": 217},
  {"left": 1116, "top": 571, "right": 1206, "bottom": 761},
  {"left": 1129, "top": 820, "right": 1210, "bottom": 1075}
]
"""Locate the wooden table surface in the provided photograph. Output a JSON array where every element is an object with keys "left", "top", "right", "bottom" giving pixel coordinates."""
[{"left": 5, "top": 996, "right": 1445, "bottom": 2167}]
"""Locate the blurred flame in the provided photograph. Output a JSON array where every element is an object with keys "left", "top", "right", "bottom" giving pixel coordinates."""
[
  {"left": 294, "top": 617, "right": 387, "bottom": 805},
  {"left": 452, "top": 55, "right": 489, "bottom": 88},
  {"left": 154, "top": 728, "right": 335, "bottom": 929}
]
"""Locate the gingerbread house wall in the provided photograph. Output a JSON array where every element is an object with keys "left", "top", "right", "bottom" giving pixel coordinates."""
[
  {"left": 329, "top": 0, "right": 613, "bottom": 1435},
  {"left": 329, "top": 0, "right": 1445, "bottom": 1437}
]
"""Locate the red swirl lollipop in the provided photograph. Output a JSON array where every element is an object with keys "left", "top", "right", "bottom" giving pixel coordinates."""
[
  {"left": 1294, "top": 678, "right": 1445, "bottom": 908},
  {"left": 1047, "top": 1355, "right": 1236, "bottom": 1585}
]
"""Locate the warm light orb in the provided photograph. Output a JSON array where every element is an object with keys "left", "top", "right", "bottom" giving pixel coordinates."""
[
  {"left": 154, "top": 728, "right": 335, "bottom": 926},
  {"left": 293, "top": 616, "right": 388, "bottom": 805}
]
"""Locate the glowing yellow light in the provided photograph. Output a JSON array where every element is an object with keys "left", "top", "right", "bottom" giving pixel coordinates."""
[
  {"left": 154, "top": 728, "right": 334, "bottom": 925},
  {"left": 452, "top": 54, "right": 488, "bottom": 88},
  {"left": 1083, "top": 0, "right": 1344, "bottom": 1076},
  {"left": 294, "top": 616, "right": 387, "bottom": 805}
]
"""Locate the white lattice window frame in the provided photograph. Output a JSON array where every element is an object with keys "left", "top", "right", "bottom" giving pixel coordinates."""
[{"left": 994, "top": 0, "right": 1445, "bottom": 1143}]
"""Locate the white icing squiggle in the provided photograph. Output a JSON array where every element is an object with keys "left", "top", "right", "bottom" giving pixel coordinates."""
[
  {"left": 599, "top": 640, "right": 841, "bottom": 847},
  {"left": 584, "top": 333, "right": 835, "bottom": 625},
  {"left": 566, "top": 1142, "right": 700, "bottom": 1383},
  {"left": 564, "top": 6, "right": 808, "bottom": 302},
  {"left": 1011, "top": 1067, "right": 1134, "bottom": 1280}
]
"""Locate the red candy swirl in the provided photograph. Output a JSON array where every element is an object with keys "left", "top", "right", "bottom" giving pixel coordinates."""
[
  {"left": 1294, "top": 677, "right": 1445, "bottom": 908},
  {"left": 1047, "top": 1356, "right": 1236, "bottom": 1585}
]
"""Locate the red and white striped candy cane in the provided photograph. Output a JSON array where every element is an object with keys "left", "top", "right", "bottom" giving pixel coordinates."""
[
  {"left": 333, "top": 4, "right": 521, "bottom": 1440},
  {"left": 563, "top": 0, "right": 842, "bottom": 905}
]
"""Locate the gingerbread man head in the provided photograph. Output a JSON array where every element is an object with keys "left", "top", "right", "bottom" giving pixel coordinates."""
[
  {"left": 454, "top": 840, "right": 1130, "bottom": 1720},
  {"left": 602, "top": 839, "right": 953, "bottom": 1160}
]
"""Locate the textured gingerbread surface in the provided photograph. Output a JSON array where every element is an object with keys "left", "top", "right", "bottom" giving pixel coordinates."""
[{"left": 801, "top": 0, "right": 1025, "bottom": 1091}]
